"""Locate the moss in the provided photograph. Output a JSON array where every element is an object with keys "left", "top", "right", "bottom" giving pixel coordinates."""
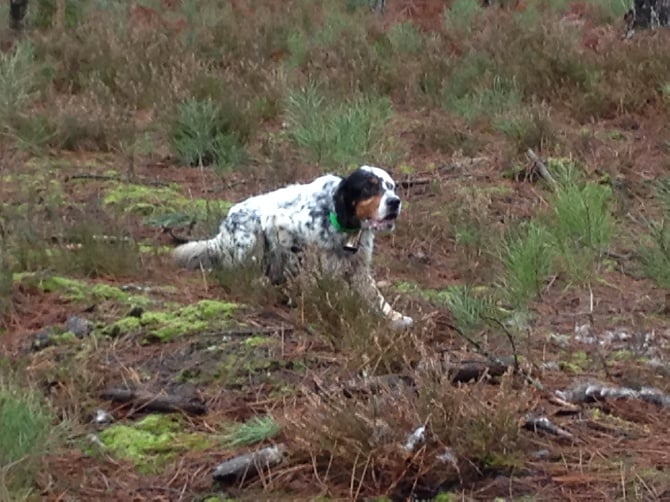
[
  {"left": 98, "top": 414, "right": 212, "bottom": 474},
  {"left": 610, "top": 349, "right": 635, "bottom": 362},
  {"left": 559, "top": 350, "right": 590, "bottom": 374},
  {"left": 179, "top": 299, "right": 237, "bottom": 320},
  {"left": 107, "top": 300, "right": 238, "bottom": 342},
  {"left": 434, "top": 494, "right": 459, "bottom": 502},
  {"left": 244, "top": 335, "right": 272, "bottom": 347},
  {"left": 35, "top": 275, "right": 123, "bottom": 302},
  {"left": 109, "top": 316, "right": 142, "bottom": 333},
  {"left": 103, "top": 183, "right": 185, "bottom": 216},
  {"left": 51, "top": 331, "right": 78, "bottom": 344},
  {"left": 102, "top": 183, "right": 232, "bottom": 221}
]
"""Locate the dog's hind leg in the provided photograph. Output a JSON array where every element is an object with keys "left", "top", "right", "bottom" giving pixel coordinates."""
[{"left": 173, "top": 211, "right": 265, "bottom": 271}]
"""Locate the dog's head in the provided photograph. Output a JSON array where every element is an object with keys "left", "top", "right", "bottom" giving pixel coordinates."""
[{"left": 333, "top": 165, "right": 401, "bottom": 232}]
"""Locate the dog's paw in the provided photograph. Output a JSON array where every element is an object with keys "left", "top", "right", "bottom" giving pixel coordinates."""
[{"left": 389, "top": 312, "right": 414, "bottom": 330}]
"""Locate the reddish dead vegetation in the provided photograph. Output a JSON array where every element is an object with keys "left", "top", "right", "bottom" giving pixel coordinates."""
[
  {"left": 3, "top": 133, "right": 670, "bottom": 498},
  {"left": 2, "top": 2, "right": 670, "bottom": 500}
]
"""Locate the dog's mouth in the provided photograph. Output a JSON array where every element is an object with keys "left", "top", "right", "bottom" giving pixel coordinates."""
[{"left": 367, "top": 213, "right": 398, "bottom": 230}]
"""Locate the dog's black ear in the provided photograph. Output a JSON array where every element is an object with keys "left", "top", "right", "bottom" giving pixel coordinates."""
[
  {"left": 333, "top": 176, "right": 361, "bottom": 230},
  {"left": 334, "top": 169, "right": 370, "bottom": 230}
]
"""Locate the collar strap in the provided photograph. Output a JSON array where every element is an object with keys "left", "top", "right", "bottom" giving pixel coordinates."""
[{"left": 329, "top": 211, "right": 359, "bottom": 233}]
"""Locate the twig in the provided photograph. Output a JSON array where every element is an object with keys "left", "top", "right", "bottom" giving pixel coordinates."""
[
  {"left": 526, "top": 149, "right": 556, "bottom": 187},
  {"left": 523, "top": 414, "right": 575, "bottom": 441},
  {"left": 398, "top": 178, "right": 433, "bottom": 189},
  {"left": 100, "top": 387, "right": 208, "bottom": 415},
  {"left": 483, "top": 315, "right": 519, "bottom": 374},
  {"left": 446, "top": 318, "right": 543, "bottom": 390},
  {"left": 64, "top": 174, "right": 121, "bottom": 182}
]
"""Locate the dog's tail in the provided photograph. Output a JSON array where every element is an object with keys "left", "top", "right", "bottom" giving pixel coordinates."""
[{"left": 173, "top": 238, "right": 219, "bottom": 269}]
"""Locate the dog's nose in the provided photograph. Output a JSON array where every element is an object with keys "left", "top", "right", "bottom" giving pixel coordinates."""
[{"left": 386, "top": 197, "right": 401, "bottom": 210}]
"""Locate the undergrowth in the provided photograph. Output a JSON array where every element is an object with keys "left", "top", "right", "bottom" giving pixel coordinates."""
[
  {"left": 285, "top": 84, "right": 395, "bottom": 169},
  {"left": 0, "top": 373, "right": 56, "bottom": 500}
]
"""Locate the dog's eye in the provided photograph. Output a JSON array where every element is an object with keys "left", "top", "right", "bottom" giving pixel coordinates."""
[{"left": 385, "top": 182, "right": 394, "bottom": 191}]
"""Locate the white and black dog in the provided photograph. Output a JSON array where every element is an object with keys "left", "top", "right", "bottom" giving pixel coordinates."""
[{"left": 173, "top": 165, "right": 413, "bottom": 329}]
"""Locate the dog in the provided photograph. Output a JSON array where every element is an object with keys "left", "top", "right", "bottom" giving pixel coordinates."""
[
  {"left": 173, "top": 165, "right": 413, "bottom": 329},
  {"left": 624, "top": 0, "right": 670, "bottom": 37}
]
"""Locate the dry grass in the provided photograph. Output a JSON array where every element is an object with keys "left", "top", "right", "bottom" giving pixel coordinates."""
[
  {"left": 283, "top": 371, "right": 530, "bottom": 499},
  {"left": 1, "top": 0, "right": 670, "bottom": 500}
]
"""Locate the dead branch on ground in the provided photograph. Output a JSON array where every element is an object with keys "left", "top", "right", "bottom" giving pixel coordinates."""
[{"left": 101, "top": 387, "right": 208, "bottom": 415}]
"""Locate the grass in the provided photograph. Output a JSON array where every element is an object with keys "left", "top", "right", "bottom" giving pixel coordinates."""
[
  {"left": 222, "top": 416, "right": 281, "bottom": 448},
  {"left": 640, "top": 179, "right": 670, "bottom": 289},
  {"left": 0, "top": 375, "right": 55, "bottom": 499},
  {"left": 0, "top": 41, "right": 39, "bottom": 135},
  {"left": 285, "top": 84, "right": 394, "bottom": 168},
  {"left": 0, "top": 0, "right": 669, "bottom": 499},
  {"left": 548, "top": 161, "right": 614, "bottom": 282},
  {"left": 287, "top": 372, "right": 529, "bottom": 499},
  {"left": 432, "top": 285, "right": 496, "bottom": 335},
  {"left": 170, "top": 97, "right": 249, "bottom": 170},
  {"left": 503, "top": 221, "right": 553, "bottom": 307}
]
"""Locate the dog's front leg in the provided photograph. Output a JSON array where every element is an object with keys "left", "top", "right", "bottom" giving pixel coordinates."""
[{"left": 359, "top": 273, "right": 413, "bottom": 330}]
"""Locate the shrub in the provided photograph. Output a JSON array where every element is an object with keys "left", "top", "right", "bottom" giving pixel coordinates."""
[
  {"left": 444, "top": 0, "right": 484, "bottom": 35},
  {"left": 286, "top": 84, "right": 394, "bottom": 168},
  {"left": 0, "top": 376, "right": 54, "bottom": 498},
  {"left": 502, "top": 221, "right": 553, "bottom": 307},
  {"left": 546, "top": 159, "right": 613, "bottom": 282},
  {"left": 493, "top": 103, "right": 555, "bottom": 153},
  {"left": 639, "top": 178, "right": 670, "bottom": 289},
  {"left": 170, "top": 98, "right": 248, "bottom": 170},
  {"left": 0, "top": 41, "right": 39, "bottom": 127},
  {"left": 444, "top": 75, "right": 521, "bottom": 125}
]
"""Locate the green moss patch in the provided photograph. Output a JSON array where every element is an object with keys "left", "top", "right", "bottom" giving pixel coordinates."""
[
  {"left": 102, "top": 182, "right": 232, "bottom": 226},
  {"left": 108, "top": 299, "right": 238, "bottom": 342},
  {"left": 20, "top": 274, "right": 152, "bottom": 308},
  {"left": 558, "top": 350, "right": 590, "bottom": 374},
  {"left": 97, "top": 414, "right": 212, "bottom": 474}
]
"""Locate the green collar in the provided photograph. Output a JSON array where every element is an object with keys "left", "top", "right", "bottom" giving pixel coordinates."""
[{"left": 329, "top": 211, "right": 359, "bottom": 233}]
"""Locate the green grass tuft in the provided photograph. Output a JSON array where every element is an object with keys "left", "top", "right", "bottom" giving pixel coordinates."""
[
  {"left": 548, "top": 161, "right": 613, "bottom": 282},
  {"left": 0, "top": 377, "right": 54, "bottom": 498},
  {"left": 285, "top": 84, "right": 394, "bottom": 168},
  {"left": 439, "top": 285, "right": 494, "bottom": 335},
  {"left": 503, "top": 221, "right": 553, "bottom": 307},
  {"left": 639, "top": 178, "right": 670, "bottom": 289},
  {"left": 0, "top": 41, "right": 39, "bottom": 127},
  {"left": 222, "top": 416, "right": 280, "bottom": 448},
  {"left": 444, "top": 75, "right": 521, "bottom": 125},
  {"left": 444, "top": 0, "right": 484, "bottom": 34},
  {"left": 170, "top": 97, "right": 248, "bottom": 170}
]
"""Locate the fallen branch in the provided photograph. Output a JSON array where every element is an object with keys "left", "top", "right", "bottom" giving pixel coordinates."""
[
  {"left": 448, "top": 360, "right": 509, "bottom": 383},
  {"left": 64, "top": 173, "right": 121, "bottom": 182},
  {"left": 556, "top": 381, "right": 670, "bottom": 407},
  {"left": 398, "top": 177, "right": 433, "bottom": 189},
  {"left": 442, "top": 319, "right": 543, "bottom": 390},
  {"left": 213, "top": 443, "right": 286, "bottom": 483},
  {"left": 336, "top": 360, "right": 511, "bottom": 397},
  {"left": 101, "top": 387, "right": 208, "bottom": 415},
  {"left": 523, "top": 414, "right": 575, "bottom": 441},
  {"left": 526, "top": 149, "right": 556, "bottom": 187}
]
